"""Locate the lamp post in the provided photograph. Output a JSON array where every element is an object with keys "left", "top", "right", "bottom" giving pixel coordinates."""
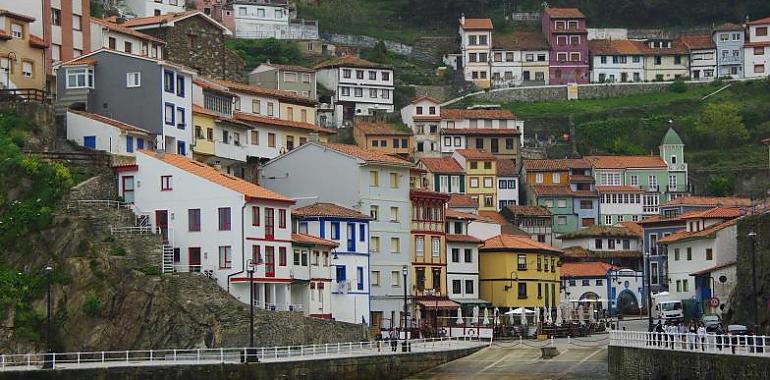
[
  {"left": 402, "top": 265, "right": 409, "bottom": 352},
  {"left": 42, "top": 264, "right": 54, "bottom": 369},
  {"left": 748, "top": 231, "right": 759, "bottom": 329},
  {"left": 244, "top": 259, "right": 258, "bottom": 363},
  {"left": 645, "top": 252, "right": 654, "bottom": 332}
]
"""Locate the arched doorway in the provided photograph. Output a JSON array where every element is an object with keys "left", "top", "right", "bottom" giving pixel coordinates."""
[
  {"left": 617, "top": 289, "right": 640, "bottom": 315},
  {"left": 579, "top": 292, "right": 602, "bottom": 309}
]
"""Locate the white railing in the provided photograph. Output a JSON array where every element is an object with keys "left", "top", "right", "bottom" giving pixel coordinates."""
[
  {"left": 255, "top": 301, "right": 304, "bottom": 312},
  {"left": 0, "top": 336, "right": 486, "bottom": 371},
  {"left": 609, "top": 330, "right": 770, "bottom": 357},
  {"left": 110, "top": 226, "right": 153, "bottom": 234},
  {"left": 67, "top": 199, "right": 127, "bottom": 210}
]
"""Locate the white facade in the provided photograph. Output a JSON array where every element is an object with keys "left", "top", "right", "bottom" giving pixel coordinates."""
[
  {"left": 66, "top": 110, "right": 152, "bottom": 155},
  {"left": 458, "top": 17, "right": 492, "bottom": 87},
  {"left": 689, "top": 48, "right": 717, "bottom": 81},
  {"left": 124, "top": 0, "right": 185, "bottom": 17},
  {"left": 401, "top": 97, "right": 442, "bottom": 157},
  {"left": 497, "top": 176, "right": 519, "bottom": 210},
  {"left": 590, "top": 55, "right": 644, "bottom": 82},
  {"left": 560, "top": 235, "right": 641, "bottom": 252},
  {"left": 315, "top": 65, "right": 395, "bottom": 116},
  {"left": 89, "top": 20, "right": 163, "bottom": 59},
  {"left": 598, "top": 190, "right": 644, "bottom": 224},
  {"left": 232, "top": 1, "right": 287, "bottom": 38},
  {"left": 744, "top": 21, "right": 770, "bottom": 79},
  {"left": 117, "top": 151, "right": 295, "bottom": 308},
  {"left": 467, "top": 219, "right": 502, "bottom": 241},
  {"left": 161, "top": 68, "right": 194, "bottom": 157},
  {"left": 561, "top": 268, "right": 644, "bottom": 315},
  {"left": 446, "top": 218, "right": 481, "bottom": 304}
]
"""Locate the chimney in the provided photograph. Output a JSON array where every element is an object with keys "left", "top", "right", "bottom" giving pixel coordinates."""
[{"left": 461, "top": 13, "right": 465, "bottom": 25}]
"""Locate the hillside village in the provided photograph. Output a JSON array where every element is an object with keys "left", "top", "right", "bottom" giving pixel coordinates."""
[{"left": 1, "top": 0, "right": 770, "bottom": 346}]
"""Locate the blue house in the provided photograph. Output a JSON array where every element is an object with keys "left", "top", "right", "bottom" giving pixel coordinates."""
[
  {"left": 712, "top": 23, "right": 745, "bottom": 78},
  {"left": 292, "top": 202, "right": 372, "bottom": 324}
]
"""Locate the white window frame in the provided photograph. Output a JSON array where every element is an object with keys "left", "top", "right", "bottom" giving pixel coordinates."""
[
  {"left": 66, "top": 67, "right": 94, "bottom": 89},
  {"left": 126, "top": 72, "right": 141, "bottom": 88}
]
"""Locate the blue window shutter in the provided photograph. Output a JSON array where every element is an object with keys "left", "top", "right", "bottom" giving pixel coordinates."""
[
  {"left": 126, "top": 136, "right": 134, "bottom": 153},
  {"left": 336, "top": 265, "right": 346, "bottom": 281},
  {"left": 83, "top": 136, "right": 96, "bottom": 149},
  {"left": 319, "top": 221, "right": 325, "bottom": 238},
  {"left": 137, "top": 138, "right": 144, "bottom": 149},
  {"left": 177, "top": 141, "right": 186, "bottom": 155},
  {"left": 359, "top": 224, "right": 365, "bottom": 242}
]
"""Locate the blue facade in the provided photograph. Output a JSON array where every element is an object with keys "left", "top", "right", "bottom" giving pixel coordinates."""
[{"left": 712, "top": 27, "right": 745, "bottom": 78}]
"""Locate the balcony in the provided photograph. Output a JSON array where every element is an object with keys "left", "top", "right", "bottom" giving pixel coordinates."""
[
  {"left": 643, "top": 206, "right": 659, "bottom": 214},
  {"left": 667, "top": 184, "right": 679, "bottom": 192},
  {"left": 411, "top": 220, "right": 445, "bottom": 233},
  {"left": 668, "top": 163, "right": 688, "bottom": 172},
  {"left": 214, "top": 140, "right": 247, "bottom": 162},
  {"left": 647, "top": 185, "right": 659, "bottom": 192}
]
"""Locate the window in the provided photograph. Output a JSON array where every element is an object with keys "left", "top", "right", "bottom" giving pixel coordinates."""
[
  {"left": 451, "top": 248, "right": 459, "bottom": 263},
  {"left": 536, "top": 173, "right": 544, "bottom": 184},
  {"left": 160, "top": 175, "right": 172, "bottom": 191},
  {"left": 354, "top": 88, "right": 363, "bottom": 97},
  {"left": 218, "top": 207, "right": 231, "bottom": 231},
  {"left": 431, "top": 237, "right": 440, "bottom": 257},
  {"left": 682, "top": 279, "right": 689, "bottom": 292},
  {"left": 605, "top": 215, "right": 612, "bottom": 225},
  {"left": 415, "top": 236, "right": 425, "bottom": 257},
  {"left": 126, "top": 72, "right": 141, "bottom": 88},
  {"left": 483, "top": 177, "right": 493, "bottom": 188},
  {"left": 389, "top": 206, "right": 399, "bottom": 222},
  {"left": 570, "top": 52, "right": 581, "bottom": 61},
  {"left": 66, "top": 68, "right": 94, "bottom": 89},
  {"left": 755, "top": 64, "right": 765, "bottom": 74},
  {"left": 188, "top": 209, "right": 201, "bottom": 231},
  {"left": 484, "top": 195, "right": 493, "bottom": 208},
  {"left": 582, "top": 279, "right": 590, "bottom": 286},
  {"left": 278, "top": 209, "right": 287, "bottom": 229},
  {"left": 757, "top": 27, "right": 768, "bottom": 37},
  {"left": 557, "top": 53, "right": 568, "bottom": 62},
  {"left": 469, "top": 177, "right": 479, "bottom": 188},
  {"left": 518, "top": 283, "right": 527, "bottom": 298},
  {"left": 371, "top": 271, "right": 381, "bottom": 286},
  {"left": 557, "top": 199, "right": 567, "bottom": 208},
  {"left": 343, "top": 69, "right": 351, "bottom": 78},
  {"left": 369, "top": 170, "right": 380, "bottom": 187},
  {"left": 10, "top": 23, "right": 22, "bottom": 39},
  {"left": 176, "top": 107, "right": 185, "bottom": 129},
  {"left": 251, "top": 206, "right": 260, "bottom": 227},
  {"left": 52, "top": 9, "right": 61, "bottom": 25},
  {"left": 164, "top": 70, "right": 175, "bottom": 93},
  {"left": 218, "top": 246, "right": 232, "bottom": 268},
  {"left": 369, "top": 235, "right": 380, "bottom": 252},
  {"left": 517, "top": 254, "right": 527, "bottom": 270},
  {"left": 687, "top": 247, "right": 692, "bottom": 261},
  {"left": 557, "top": 216, "right": 567, "bottom": 225},
  {"left": 452, "top": 280, "right": 461, "bottom": 294},
  {"left": 390, "top": 270, "right": 400, "bottom": 287},
  {"left": 370, "top": 205, "right": 379, "bottom": 220},
  {"left": 21, "top": 62, "right": 33, "bottom": 78},
  {"left": 390, "top": 237, "right": 400, "bottom": 253},
  {"left": 123, "top": 41, "right": 133, "bottom": 54},
  {"left": 706, "top": 248, "right": 713, "bottom": 260},
  {"left": 462, "top": 249, "right": 472, "bottom": 263},
  {"left": 279, "top": 247, "right": 287, "bottom": 267},
  {"left": 580, "top": 200, "right": 592, "bottom": 209},
  {"left": 390, "top": 172, "right": 399, "bottom": 188},
  {"left": 608, "top": 239, "right": 616, "bottom": 249}
]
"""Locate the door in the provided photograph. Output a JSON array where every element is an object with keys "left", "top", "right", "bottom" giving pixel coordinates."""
[
  {"left": 189, "top": 247, "right": 201, "bottom": 273},
  {"left": 121, "top": 176, "right": 135, "bottom": 203},
  {"left": 523, "top": 71, "right": 531, "bottom": 81},
  {"left": 84, "top": 136, "right": 96, "bottom": 149},
  {"left": 347, "top": 223, "right": 355, "bottom": 252},
  {"left": 490, "top": 138, "right": 499, "bottom": 153},
  {"left": 621, "top": 72, "right": 628, "bottom": 82},
  {"left": 265, "top": 247, "right": 275, "bottom": 277},
  {"left": 155, "top": 210, "right": 169, "bottom": 241}
]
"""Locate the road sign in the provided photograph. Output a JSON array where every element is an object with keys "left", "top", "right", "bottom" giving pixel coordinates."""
[{"left": 709, "top": 297, "right": 720, "bottom": 307}]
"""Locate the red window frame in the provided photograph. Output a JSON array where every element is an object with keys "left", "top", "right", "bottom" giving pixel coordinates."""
[
  {"left": 160, "top": 175, "right": 172, "bottom": 191},
  {"left": 252, "top": 206, "right": 260, "bottom": 226},
  {"left": 265, "top": 246, "right": 275, "bottom": 277},
  {"left": 279, "top": 247, "right": 287, "bottom": 266},
  {"left": 252, "top": 245, "right": 261, "bottom": 265},
  {"left": 278, "top": 209, "right": 286, "bottom": 229},
  {"left": 218, "top": 207, "right": 231, "bottom": 231},
  {"left": 218, "top": 246, "right": 232, "bottom": 269},
  {"left": 188, "top": 208, "right": 201, "bottom": 232},
  {"left": 265, "top": 207, "right": 274, "bottom": 239}
]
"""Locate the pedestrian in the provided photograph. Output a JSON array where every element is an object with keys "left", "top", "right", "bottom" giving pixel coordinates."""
[
  {"left": 688, "top": 321, "right": 697, "bottom": 350},
  {"left": 715, "top": 323, "right": 724, "bottom": 351},
  {"left": 697, "top": 322, "right": 707, "bottom": 351},
  {"left": 667, "top": 322, "right": 676, "bottom": 349},
  {"left": 655, "top": 320, "right": 664, "bottom": 347},
  {"left": 390, "top": 329, "right": 398, "bottom": 352},
  {"left": 678, "top": 322, "right": 688, "bottom": 349}
]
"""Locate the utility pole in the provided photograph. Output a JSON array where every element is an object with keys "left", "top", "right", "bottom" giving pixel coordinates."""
[
  {"left": 244, "top": 259, "right": 258, "bottom": 363},
  {"left": 748, "top": 231, "right": 759, "bottom": 329},
  {"left": 43, "top": 265, "right": 54, "bottom": 369}
]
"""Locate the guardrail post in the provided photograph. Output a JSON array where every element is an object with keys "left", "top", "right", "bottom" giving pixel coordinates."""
[
  {"left": 1, "top": 354, "right": 4, "bottom": 369},
  {"left": 126, "top": 350, "right": 129, "bottom": 363},
  {"left": 52, "top": 353, "right": 55, "bottom": 369},
  {"left": 220, "top": 348, "right": 224, "bottom": 362},
  {"left": 77, "top": 352, "right": 81, "bottom": 365},
  {"left": 26, "top": 353, "right": 30, "bottom": 368},
  {"left": 174, "top": 349, "right": 177, "bottom": 362},
  {"left": 101, "top": 351, "right": 105, "bottom": 364},
  {"left": 261, "top": 347, "right": 265, "bottom": 360},
  {"left": 338, "top": 342, "right": 341, "bottom": 354},
  {"left": 349, "top": 342, "right": 353, "bottom": 353},
  {"left": 196, "top": 349, "right": 200, "bottom": 363},
  {"left": 274, "top": 347, "right": 278, "bottom": 359},
  {"left": 325, "top": 343, "right": 328, "bottom": 355}
]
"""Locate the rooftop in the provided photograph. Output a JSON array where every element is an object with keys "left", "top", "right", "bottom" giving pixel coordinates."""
[
  {"left": 319, "top": 143, "right": 413, "bottom": 166},
  {"left": 460, "top": 18, "right": 493, "bottom": 30},
  {"left": 354, "top": 121, "right": 412, "bottom": 136},
  {"left": 292, "top": 202, "right": 370, "bottom": 219},
  {"left": 419, "top": 157, "right": 464, "bottom": 174},
  {"left": 291, "top": 233, "right": 339, "bottom": 248},
  {"left": 544, "top": 7, "right": 585, "bottom": 19},
  {"left": 504, "top": 205, "right": 552, "bottom": 217},
  {"left": 448, "top": 194, "right": 478, "bottom": 208},
  {"left": 532, "top": 184, "right": 597, "bottom": 198},
  {"left": 588, "top": 39, "right": 644, "bottom": 55},
  {"left": 496, "top": 158, "right": 518, "bottom": 177},
  {"left": 561, "top": 262, "right": 616, "bottom": 278},
  {"left": 562, "top": 246, "right": 642, "bottom": 259},
  {"left": 258, "top": 62, "right": 315, "bottom": 73},
  {"left": 657, "top": 218, "right": 738, "bottom": 244},
  {"left": 661, "top": 196, "right": 752, "bottom": 207},
  {"left": 715, "top": 22, "right": 744, "bottom": 31},
  {"left": 411, "top": 96, "right": 441, "bottom": 104},
  {"left": 446, "top": 234, "right": 483, "bottom": 244},
  {"left": 584, "top": 155, "right": 667, "bottom": 169},
  {"left": 747, "top": 16, "right": 770, "bottom": 26},
  {"left": 680, "top": 207, "right": 745, "bottom": 220},
  {"left": 314, "top": 56, "right": 390, "bottom": 70},
  {"left": 445, "top": 208, "right": 482, "bottom": 221},
  {"left": 441, "top": 128, "right": 521, "bottom": 136},
  {"left": 234, "top": 112, "right": 335, "bottom": 135},
  {"left": 441, "top": 108, "right": 517, "bottom": 120},
  {"left": 68, "top": 110, "right": 151, "bottom": 135},
  {"left": 211, "top": 79, "right": 316, "bottom": 106},
  {"left": 596, "top": 186, "right": 644, "bottom": 193},
  {"left": 690, "top": 261, "right": 737, "bottom": 277},
  {"left": 680, "top": 34, "right": 716, "bottom": 50},
  {"left": 120, "top": 11, "right": 230, "bottom": 33},
  {"left": 493, "top": 31, "right": 550, "bottom": 51},
  {"left": 481, "top": 234, "right": 562, "bottom": 254},
  {"left": 92, "top": 17, "right": 165, "bottom": 43},
  {"left": 454, "top": 149, "right": 496, "bottom": 160},
  {"left": 559, "top": 225, "right": 641, "bottom": 240}
]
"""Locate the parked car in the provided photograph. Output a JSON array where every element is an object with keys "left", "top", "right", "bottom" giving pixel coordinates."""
[
  {"left": 701, "top": 314, "right": 721, "bottom": 332},
  {"left": 728, "top": 324, "right": 748, "bottom": 351}
]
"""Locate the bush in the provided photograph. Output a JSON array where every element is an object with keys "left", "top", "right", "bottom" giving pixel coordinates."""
[
  {"left": 111, "top": 246, "right": 127, "bottom": 256},
  {"left": 83, "top": 291, "right": 101, "bottom": 317},
  {"left": 669, "top": 78, "right": 687, "bottom": 93},
  {"left": 136, "top": 265, "right": 161, "bottom": 276}
]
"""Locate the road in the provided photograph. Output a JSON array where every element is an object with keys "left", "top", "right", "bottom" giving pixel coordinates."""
[{"left": 408, "top": 339, "right": 608, "bottom": 380}]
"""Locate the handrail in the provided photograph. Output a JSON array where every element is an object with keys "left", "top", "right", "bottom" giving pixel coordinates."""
[
  {"left": 0, "top": 88, "right": 51, "bottom": 104},
  {"left": 0, "top": 336, "right": 486, "bottom": 371},
  {"left": 609, "top": 330, "right": 770, "bottom": 357}
]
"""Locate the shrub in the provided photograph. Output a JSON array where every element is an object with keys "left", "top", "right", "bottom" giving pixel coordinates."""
[
  {"left": 136, "top": 265, "right": 161, "bottom": 276},
  {"left": 669, "top": 78, "right": 687, "bottom": 93},
  {"left": 111, "top": 246, "right": 127, "bottom": 256},
  {"left": 83, "top": 291, "right": 101, "bottom": 317}
]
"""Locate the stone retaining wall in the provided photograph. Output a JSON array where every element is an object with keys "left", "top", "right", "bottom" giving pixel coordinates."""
[
  {"left": 472, "top": 82, "right": 707, "bottom": 103},
  {"left": 320, "top": 33, "right": 413, "bottom": 56}
]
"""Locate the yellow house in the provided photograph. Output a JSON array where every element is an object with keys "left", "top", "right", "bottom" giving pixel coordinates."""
[
  {"left": 479, "top": 234, "right": 562, "bottom": 310},
  {"left": 0, "top": 10, "right": 47, "bottom": 92},
  {"left": 452, "top": 149, "right": 497, "bottom": 211},
  {"left": 353, "top": 120, "right": 414, "bottom": 159},
  {"left": 640, "top": 39, "right": 690, "bottom": 81},
  {"left": 192, "top": 105, "right": 216, "bottom": 158}
]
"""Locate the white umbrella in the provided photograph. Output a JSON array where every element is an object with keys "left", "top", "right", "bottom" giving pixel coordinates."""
[
  {"left": 504, "top": 307, "right": 534, "bottom": 315},
  {"left": 520, "top": 309, "right": 527, "bottom": 327},
  {"left": 555, "top": 305, "right": 563, "bottom": 325},
  {"left": 472, "top": 305, "right": 479, "bottom": 325},
  {"left": 493, "top": 307, "right": 500, "bottom": 325},
  {"left": 588, "top": 303, "right": 595, "bottom": 324},
  {"left": 508, "top": 308, "right": 515, "bottom": 325},
  {"left": 535, "top": 306, "right": 540, "bottom": 324},
  {"left": 544, "top": 306, "right": 550, "bottom": 324},
  {"left": 456, "top": 307, "right": 464, "bottom": 325},
  {"left": 577, "top": 305, "right": 585, "bottom": 323},
  {"left": 482, "top": 307, "right": 490, "bottom": 325}
]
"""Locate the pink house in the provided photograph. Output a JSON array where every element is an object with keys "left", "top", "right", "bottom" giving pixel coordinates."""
[
  {"left": 541, "top": 7, "right": 590, "bottom": 85},
  {"left": 190, "top": 0, "right": 235, "bottom": 33}
]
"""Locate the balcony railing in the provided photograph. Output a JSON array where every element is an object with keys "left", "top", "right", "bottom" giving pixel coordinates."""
[
  {"left": 610, "top": 330, "right": 770, "bottom": 358},
  {"left": 647, "top": 185, "right": 659, "bottom": 192},
  {"left": 668, "top": 163, "right": 688, "bottom": 172}
]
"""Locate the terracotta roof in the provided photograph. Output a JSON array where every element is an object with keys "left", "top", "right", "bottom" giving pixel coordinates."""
[
  {"left": 234, "top": 112, "right": 335, "bottom": 135},
  {"left": 260, "top": 62, "right": 315, "bottom": 73},
  {"left": 413, "top": 115, "right": 442, "bottom": 122},
  {"left": 193, "top": 78, "right": 237, "bottom": 97},
  {"left": 658, "top": 218, "right": 738, "bottom": 244},
  {"left": 504, "top": 205, "right": 551, "bottom": 217},
  {"left": 441, "top": 109, "right": 516, "bottom": 120},
  {"left": 292, "top": 233, "right": 339, "bottom": 248},
  {"left": 562, "top": 246, "right": 641, "bottom": 259},
  {"left": 680, "top": 207, "right": 744, "bottom": 220},
  {"left": 411, "top": 96, "right": 440, "bottom": 104},
  {"left": 354, "top": 121, "right": 412, "bottom": 136},
  {"left": 454, "top": 149, "right": 496, "bottom": 160},
  {"left": 636, "top": 209, "right": 703, "bottom": 225},
  {"left": 292, "top": 202, "right": 370, "bottom": 219},
  {"left": 619, "top": 221, "right": 643, "bottom": 237},
  {"left": 481, "top": 234, "right": 562, "bottom": 253},
  {"left": 690, "top": 261, "right": 737, "bottom": 277},
  {"left": 585, "top": 155, "right": 667, "bottom": 169},
  {"left": 0, "top": 10, "right": 36, "bottom": 22},
  {"left": 478, "top": 211, "right": 510, "bottom": 226},
  {"left": 745, "top": 41, "right": 770, "bottom": 48},
  {"left": 560, "top": 225, "right": 640, "bottom": 239},
  {"left": 747, "top": 16, "right": 770, "bottom": 25},
  {"left": 61, "top": 57, "right": 97, "bottom": 66},
  {"left": 28, "top": 34, "right": 47, "bottom": 49},
  {"left": 493, "top": 31, "right": 549, "bottom": 51},
  {"left": 319, "top": 143, "right": 413, "bottom": 166},
  {"left": 460, "top": 18, "right": 493, "bottom": 30},
  {"left": 441, "top": 128, "right": 520, "bottom": 136},
  {"left": 92, "top": 18, "right": 165, "bottom": 43},
  {"left": 523, "top": 158, "right": 590, "bottom": 171},
  {"left": 120, "top": 11, "right": 230, "bottom": 32},
  {"left": 496, "top": 159, "right": 517, "bottom": 176},
  {"left": 314, "top": 56, "right": 390, "bottom": 70},
  {"left": 589, "top": 39, "right": 645, "bottom": 55},
  {"left": 715, "top": 22, "right": 743, "bottom": 31},
  {"left": 445, "top": 208, "right": 481, "bottom": 220},
  {"left": 636, "top": 39, "right": 690, "bottom": 55},
  {"left": 419, "top": 157, "right": 464, "bottom": 174},
  {"left": 681, "top": 34, "right": 716, "bottom": 50},
  {"left": 532, "top": 184, "right": 590, "bottom": 197},
  {"left": 596, "top": 186, "right": 644, "bottom": 193},
  {"left": 544, "top": 7, "right": 585, "bottom": 19},
  {"left": 68, "top": 110, "right": 151, "bottom": 135},
  {"left": 561, "top": 262, "right": 615, "bottom": 278},
  {"left": 410, "top": 189, "right": 451, "bottom": 202},
  {"left": 448, "top": 194, "right": 478, "bottom": 208},
  {"left": 138, "top": 150, "right": 292, "bottom": 203},
  {"left": 661, "top": 196, "right": 752, "bottom": 207},
  {"left": 446, "top": 234, "right": 483, "bottom": 244},
  {"left": 210, "top": 79, "right": 316, "bottom": 106}
]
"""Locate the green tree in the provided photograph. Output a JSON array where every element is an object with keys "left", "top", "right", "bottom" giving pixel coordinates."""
[
  {"left": 362, "top": 41, "right": 389, "bottom": 64},
  {"left": 705, "top": 174, "right": 736, "bottom": 196},
  {"left": 695, "top": 102, "right": 749, "bottom": 147},
  {"left": 225, "top": 39, "right": 306, "bottom": 70}
]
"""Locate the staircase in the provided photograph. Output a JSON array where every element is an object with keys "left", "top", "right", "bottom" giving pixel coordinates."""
[{"left": 162, "top": 242, "right": 175, "bottom": 274}]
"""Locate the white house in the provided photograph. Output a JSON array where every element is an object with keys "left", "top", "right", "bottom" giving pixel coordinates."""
[
  {"left": 116, "top": 150, "right": 296, "bottom": 308},
  {"left": 230, "top": 0, "right": 318, "bottom": 40},
  {"left": 744, "top": 17, "right": 770, "bottom": 79},
  {"left": 496, "top": 158, "right": 519, "bottom": 210},
  {"left": 588, "top": 39, "right": 645, "bottom": 82},
  {"left": 658, "top": 207, "right": 741, "bottom": 306},
  {"left": 597, "top": 186, "right": 644, "bottom": 225},
  {"left": 314, "top": 56, "right": 395, "bottom": 120},
  {"left": 66, "top": 110, "right": 153, "bottom": 155},
  {"left": 292, "top": 202, "right": 372, "bottom": 324},
  {"left": 445, "top": 210, "right": 486, "bottom": 314},
  {"left": 124, "top": 0, "right": 185, "bottom": 17},
  {"left": 458, "top": 16, "right": 493, "bottom": 88},
  {"left": 561, "top": 262, "right": 644, "bottom": 316},
  {"left": 90, "top": 18, "right": 164, "bottom": 59},
  {"left": 681, "top": 34, "right": 716, "bottom": 81},
  {"left": 260, "top": 142, "right": 413, "bottom": 331},
  {"left": 290, "top": 233, "right": 336, "bottom": 318},
  {"left": 490, "top": 31, "right": 550, "bottom": 86}
]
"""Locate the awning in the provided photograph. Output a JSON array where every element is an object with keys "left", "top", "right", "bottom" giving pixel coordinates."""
[
  {"left": 417, "top": 299, "right": 460, "bottom": 310},
  {"left": 453, "top": 298, "right": 492, "bottom": 305}
]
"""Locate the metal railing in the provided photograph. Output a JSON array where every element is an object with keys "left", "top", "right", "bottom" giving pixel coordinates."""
[
  {"left": 609, "top": 330, "right": 770, "bottom": 357},
  {"left": 254, "top": 301, "right": 304, "bottom": 312},
  {"left": 67, "top": 199, "right": 127, "bottom": 210},
  {"left": 24, "top": 151, "right": 110, "bottom": 166},
  {"left": 0, "top": 88, "right": 51, "bottom": 104},
  {"left": 0, "top": 336, "right": 486, "bottom": 371}
]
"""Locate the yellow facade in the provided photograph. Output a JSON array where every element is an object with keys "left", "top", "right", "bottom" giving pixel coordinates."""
[
  {"left": 526, "top": 169, "right": 569, "bottom": 186},
  {"left": 280, "top": 102, "right": 316, "bottom": 124},
  {"left": 0, "top": 14, "right": 46, "bottom": 92},
  {"left": 192, "top": 111, "right": 216, "bottom": 156},
  {"left": 479, "top": 244, "right": 561, "bottom": 309},
  {"left": 464, "top": 159, "right": 497, "bottom": 211}
]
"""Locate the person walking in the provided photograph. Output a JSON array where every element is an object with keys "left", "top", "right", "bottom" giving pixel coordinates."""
[
  {"left": 678, "top": 322, "right": 688, "bottom": 349},
  {"left": 715, "top": 323, "right": 724, "bottom": 351},
  {"left": 697, "top": 322, "right": 707, "bottom": 351},
  {"left": 655, "top": 320, "right": 664, "bottom": 347},
  {"left": 688, "top": 321, "right": 697, "bottom": 350},
  {"left": 667, "top": 322, "right": 676, "bottom": 349},
  {"left": 390, "top": 329, "right": 399, "bottom": 352}
]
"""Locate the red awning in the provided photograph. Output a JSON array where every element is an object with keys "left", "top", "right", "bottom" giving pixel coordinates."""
[{"left": 416, "top": 299, "right": 460, "bottom": 310}]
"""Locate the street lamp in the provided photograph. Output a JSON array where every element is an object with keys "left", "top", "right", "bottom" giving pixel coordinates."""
[
  {"left": 402, "top": 265, "right": 409, "bottom": 352},
  {"left": 244, "top": 259, "right": 258, "bottom": 363},
  {"left": 42, "top": 264, "right": 54, "bottom": 369},
  {"left": 644, "top": 252, "right": 654, "bottom": 332},
  {"left": 748, "top": 231, "right": 759, "bottom": 329}
]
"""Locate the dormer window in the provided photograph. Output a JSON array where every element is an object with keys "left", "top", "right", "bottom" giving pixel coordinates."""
[{"left": 671, "top": 155, "right": 677, "bottom": 164}]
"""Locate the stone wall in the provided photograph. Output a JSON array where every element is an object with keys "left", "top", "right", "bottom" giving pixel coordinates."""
[
  {"left": 0, "top": 346, "right": 482, "bottom": 380},
  {"left": 321, "top": 32, "right": 413, "bottom": 56},
  {"left": 608, "top": 346, "right": 770, "bottom": 380},
  {"left": 411, "top": 36, "right": 457, "bottom": 63},
  {"left": 469, "top": 81, "right": 708, "bottom": 103},
  {"left": 725, "top": 213, "right": 770, "bottom": 328}
]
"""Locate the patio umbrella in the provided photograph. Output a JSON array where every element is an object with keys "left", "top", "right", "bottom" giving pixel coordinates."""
[
  {"left": 588, "top": 303, "right": 595, "bottom": 323},
  {"left": 456, "top": 307, "right": 464, "bottom": 325},
  {"left": 520, "top": 308, "right": 527, "bottom": 327},
  {"left": 472, "top": 305, "right": 479, "bottom": 325},
  {"left": 509, "top": 308, "right": 515, "bottom": 325},
  {"left": 534, "top": 306, "right": 540, "bottom": 324},
  {"left": 494, "top": 307, "right": 500, "bottom": 325},
  {"left": 482, "top": 307, "right": 490, "bottom": 325},
  {"left": 544, "top": 306, "right": 551, "bottom": 324},
  {"left": 577, "top": 305, "right": 585, "bottom": 323},
  {"left": 555, "top": 305, "right": 563, "bottom": 325},
  {"left": 504, "top": 307, "right": 533, "bottom": 315}
]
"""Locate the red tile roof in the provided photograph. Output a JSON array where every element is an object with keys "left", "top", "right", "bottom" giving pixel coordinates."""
[
  {"left": 747, "top": 16, "right": 770, "bottom": 25},
  {"left": 445, "top": 208, "right": 481, "bottom": 220},
  {"left": 419, "top": 157, "right": 464, "bottom": 174},
  {"left": 120, "top": 11, "right": 229, "bottom": 31},
  {"left": 446, "top": 234, "right": 483, "bottom": 244},
  {"left": 314, "top": 56, "right": 390, "bottom": 70},
  {"left": 636, "top": 39, "right": 690, "bottom": 55},
  {"left": 562, "top": 246, "right": 641, "bottom": 259},
  {"left": 354, "top": 121, "right": 412, "bottom": 136},
  {"left": 68, "top": 110, "right": 151, "bottom": 135},
  {"left": 661, "top": 196, "right": 752, "bottom": 207},
  {"left": 460, "top": 18, "right": 493, "bottom": 30},
  {"left": 210, "top": 78, "right": 316, "bottom": 106},
  {"left": 493, "top": 31, "right": 550, "bottom": 51},
  {"left": 319, "top": 143, "right": 413, "bottom": 166},
  {"left": 441, "top": 109, "right": 516, "bottom": 120},
  {"left": 454, "top": 149, "right": 496, "bottom": 160},
  {"left": 690, "top": 261, "right": 737, "bottom": 277},
  {"left": 442, "top": 128, "right": 520, "bottom": 136},
  {"left": 61, "top": 57, "right": 98, "bottom": 66},
  {"left": 657, "top": 218, "right": 738, "bottom": 244},
  {"left": 411, "top": 96, "right": 441, "bottom": 104},
  {"left": 481, "top": 234, "right": 562, "bottom": 253},
  {"left": 560, "top": 225, "right": 640, "bottom": 239},
  {"left": 619, "top": 221, "right": 643, "bottom": 237},
  {"left": 292, "top": 202, "right": 370, "bottom": 219},
  {"left": 496, "top": 158, "right": 517, "bottom": 176},
  {"left": 596, "top": 186, "right": 644, "bottom": 193},
  {"left": 0, "top": 10, "right": 36, "bottom": 22},
  {"left": 92, "top": 18, "right": 165, "bottom": 43},
  {"left": 138, "top": 150, "right": 292, "bottom": 203},
  {"left": 448, "top": 194, "right": 478, "bottom": 208},
  {"left": 680, "top": 34, "right": 716, "bottom": 50},
  {"left": 561, "top": 262, "right": 615, "bottom": 277},
  {"left": 585, "top": 155, "right": 667, "bottom": 169},
  {"left": 478, "top": 211, "right": 511, "bottom": 226},
  {"left": 292, "top": 233, "right": 339, "bottom": 248},
  {"left": 504, "top": 205, "right": 551, "bottom": 217},
  {"left": 544, "top": 7, "right": 585, "bottom": 19},
  {"left": 28, "top": 34, "right": 47, "bottom": 49},
  {"left": 523, "top": 158, "right": 589, "bottom": 171},
  {"left": 636, "top": 209, "right": 703, "bottom": 225},
  {"left": 234, "top": 112, "right": 335, "bottom": 135},
  {"left": 533, "top": 184, "right": 595, "bottom": 197},
  {"left": 260, "top": 62, "right": 315, "bottom": 73},
  {"left": 589, "top": 39, "right": 645, "bottom": 55},
  {"left": 680, "top": 207, "right": 744, "bottom": 220},
  {"left": 715, "top": 23, "right": 744, "bottom": 31}
]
